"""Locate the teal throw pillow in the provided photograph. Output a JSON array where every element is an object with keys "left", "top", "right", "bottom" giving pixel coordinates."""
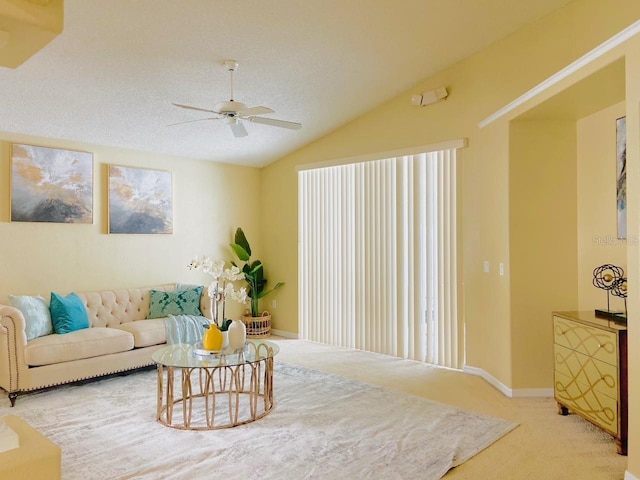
[
  {"left": 148, "top": 286, "right": 204, "bottom": 319},
  {"left": 50, "top": 292, "right": 90, "bottom": 334},
  {"left": 9, "top": 295, "right": 53, "bottom": 340}
]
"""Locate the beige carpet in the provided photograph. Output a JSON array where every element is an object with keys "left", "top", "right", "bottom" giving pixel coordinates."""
[
  {"left": 0, "top": 349, "right": 516, "bottom": 479},
  {"left": 272, "top": 339, "right": 628, "bottom": 479}
]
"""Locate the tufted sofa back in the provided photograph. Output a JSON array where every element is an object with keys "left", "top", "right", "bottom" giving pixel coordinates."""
[{"left": 76, "top": 285, "right": 211, "bottom": 327}]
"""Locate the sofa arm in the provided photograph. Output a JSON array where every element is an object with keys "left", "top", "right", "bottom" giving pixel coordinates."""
[{"left": 0, "top": 305, "right": 28, "bottom": 395}]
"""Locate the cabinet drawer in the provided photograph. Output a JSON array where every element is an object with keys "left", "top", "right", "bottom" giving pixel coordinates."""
[
  {"left": 554, "top": 344, "right": 618, "bottom": 400},
  {"left": 555, "top": 370, "right": 618, "bottom": 434},
  {"left": 553, "top": 316, "right": 617, "bottom": 366}
]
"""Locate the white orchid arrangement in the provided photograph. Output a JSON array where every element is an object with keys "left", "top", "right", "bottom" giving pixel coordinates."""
[{"left": 188, "top": 256, "right": 248, "bottom": 328}]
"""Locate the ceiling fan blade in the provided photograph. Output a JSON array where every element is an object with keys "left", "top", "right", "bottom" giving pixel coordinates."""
[
  {"left": 249, "top": 116, "right": 302, "bottom": 130},
  {"left": 167, "top": 117, "right": 220, "bottom": 126},
  {"left": 172, "top": 102, "right": 220, "bottom": 114},
  {"left": 237, "top": 106, "right": 274, "bottom": 117},
  {"left": 230, "top": 121, "right": 248, "bottom": 137}
]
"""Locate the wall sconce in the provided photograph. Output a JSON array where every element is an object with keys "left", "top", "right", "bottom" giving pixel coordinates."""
[{"left": 411, "top": 87, "right": 448, "bottom": 107}]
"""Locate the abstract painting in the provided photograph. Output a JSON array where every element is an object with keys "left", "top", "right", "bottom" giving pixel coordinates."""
[
  {"left": 11, "top": 144, "right": 93, "bottom": 223},
  {"left": 108, "top": 165, "right": 173, "bottom": 234},
  {"left": 616, "top": 116, "right": 626, "bottom": 239}
]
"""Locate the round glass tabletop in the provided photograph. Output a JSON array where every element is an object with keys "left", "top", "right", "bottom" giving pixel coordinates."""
[{"left": 151, "top": 340, "right": 279, "bottom": 369}]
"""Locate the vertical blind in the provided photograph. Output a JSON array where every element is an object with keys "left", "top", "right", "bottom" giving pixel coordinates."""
[{"left": 298, "top": 147, "right": 462, "bottom": 369}]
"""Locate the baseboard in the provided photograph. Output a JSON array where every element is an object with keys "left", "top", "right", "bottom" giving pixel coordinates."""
[
  {"left": 625, "top": 471, "right": 640, "bottom": 480},
  {"left": 463, "top": 366, "right": 513, "bottom": 397},
  {"left": 270, "top": 329, "right": 298, "bottom": 339},
  {"left": 510, "top": 388, "right": 554, "bottom": 398},
  {"left": 463, "top": 366, "right": 553, "bottom": 398}
]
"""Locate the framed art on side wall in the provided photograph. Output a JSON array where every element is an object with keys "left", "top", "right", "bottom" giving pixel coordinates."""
[
  {"left": 108, "top": 165, "right": 173, "bottom": 234},
  {"left": 11, "top": 143, "right": 93, "bottom": 223},
  {"left": 616, "top": 116, "right": 626, "bottom": 239}
]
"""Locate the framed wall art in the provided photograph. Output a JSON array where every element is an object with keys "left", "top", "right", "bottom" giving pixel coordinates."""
[
  {"left": 11, "top": 143, "right": 93, "bottom": 224},
  {"left": 616, "top": 116, "right": 626, "bottom": 239},
  {"left": 108, "top": 165, "right": 173, "bottom": 234}
]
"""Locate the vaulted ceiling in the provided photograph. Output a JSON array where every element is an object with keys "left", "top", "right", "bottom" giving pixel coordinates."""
[{"left": 0, "top": 0, "right": 576, "bottom": 166}]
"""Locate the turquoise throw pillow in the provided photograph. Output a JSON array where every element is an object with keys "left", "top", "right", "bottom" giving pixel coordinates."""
[
  {"left": 9, "top": 295, "right": 53, "bottom": 340},
  {"left": 148, "top": 286, "right": 203, "bottom": 319},
  {"left": 50, "top": 292, "right": 90, "bottom": 334}
]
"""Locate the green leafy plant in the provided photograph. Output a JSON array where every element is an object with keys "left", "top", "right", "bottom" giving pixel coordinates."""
[
  {"left": 218, "top": 318, "right": 232, "bottom": 331},
  {"left": 230, "top": 227, "right": 284, "bottom": 317}
]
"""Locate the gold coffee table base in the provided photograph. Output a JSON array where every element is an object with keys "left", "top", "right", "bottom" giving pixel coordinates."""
[{"left": 154, "top": 342, "right": 277, "bottom": 430}]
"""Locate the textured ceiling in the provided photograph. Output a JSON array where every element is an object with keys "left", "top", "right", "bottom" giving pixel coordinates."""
[{"left": 0, "top": 0, "right": 575, "bottom": 167}]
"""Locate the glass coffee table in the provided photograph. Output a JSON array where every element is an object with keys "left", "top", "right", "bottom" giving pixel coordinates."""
[{"left": 151, "top": 340, "right": 279, "bottom": 430}]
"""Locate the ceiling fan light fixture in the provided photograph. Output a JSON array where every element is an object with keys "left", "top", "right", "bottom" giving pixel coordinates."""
[
  {"left": 215, "top": 100, "right": 246, "bottom": 115},
  {"left": 170, "top": 59, "right": 302, "bottom": 136}
]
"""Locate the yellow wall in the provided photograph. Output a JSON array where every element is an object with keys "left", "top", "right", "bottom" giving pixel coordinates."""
[
  {"left": 577, "top": 102, "right": 628, "bottom": 312},
  {"left": 261, "top": 0, "right": 640, "bottom": 385},
  {"left": 509, "top": 119, "right": 578, "bottom": 389},
  {"left": 0, "top": 133, "right": 261, "bottom": 320},
  {"left": 3, "top": 0, "right": 640, "bottom": 473},
  {"left": 622, "top": 33, "right": 640, "bottom": 478},
  {"left": 505, "top": 90, "right": 629, "bottom": 391},
  {"left": 260, "top": 6, "right": 640, "bottom": 472}
]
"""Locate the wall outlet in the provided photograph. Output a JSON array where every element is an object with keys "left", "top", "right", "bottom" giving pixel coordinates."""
[
  {"left": 483, "top": 261, "right": 490, "bottom": 273},
  {"left": 499, "top": 263, "right": 504, "bottom": 276},
  {"left": 271, "top": 299, "right": 277, "bottom": 309}
]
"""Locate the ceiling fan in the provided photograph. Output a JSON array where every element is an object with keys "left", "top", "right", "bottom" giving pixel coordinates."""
[{"left": 170, "top": 60, "right": 302, "bottom": 138}]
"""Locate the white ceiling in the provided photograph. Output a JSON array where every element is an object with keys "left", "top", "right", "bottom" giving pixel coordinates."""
[{"left": 0, "top": 0, "right": 575, "bottom": 167}]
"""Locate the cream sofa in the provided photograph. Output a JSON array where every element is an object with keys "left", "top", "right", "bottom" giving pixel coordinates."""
[{"left": 0, "top": 284, "right": 210, "bottom": 406}]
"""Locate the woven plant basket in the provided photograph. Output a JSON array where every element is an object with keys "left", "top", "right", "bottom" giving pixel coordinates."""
[{"left": 241, "top": 311, "right": 271, "bottom": 338}]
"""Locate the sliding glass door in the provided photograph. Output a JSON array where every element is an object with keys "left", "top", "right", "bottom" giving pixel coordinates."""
[{"left": 298, "top": 146, "right": 462, "bottom": 368}]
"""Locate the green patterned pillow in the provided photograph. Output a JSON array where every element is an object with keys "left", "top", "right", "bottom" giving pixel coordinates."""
[{"left": 147, "top": 286, "right": 203, "bottom": 319}]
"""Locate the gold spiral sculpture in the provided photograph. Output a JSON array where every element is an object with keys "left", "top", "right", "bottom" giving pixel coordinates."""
[{"left": 592, "top": 264, "right": 627, "bottom": 321}]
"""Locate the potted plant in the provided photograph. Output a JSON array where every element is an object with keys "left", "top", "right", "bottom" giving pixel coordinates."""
[{"left": 230, "top": 228, "right": 284, "bottom": 336}]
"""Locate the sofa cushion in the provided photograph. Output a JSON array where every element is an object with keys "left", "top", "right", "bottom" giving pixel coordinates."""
[
  {"left": 24, "top": 327, "right": 134, "bottom": 367},
  {"left": 148, "top": 286, "right": 204, "bottom": 318},
  {"left": 76, "top": 285, "right": 175, "bottom": 327},
  {"left": 8, "top": 295, "right": 53, "bottom": 340},
  {"left": 113, "top": 319, "right": 166, "bottom": 347},
  {"left": 50, "top": 292, "right": 90, "bottom": 334}
]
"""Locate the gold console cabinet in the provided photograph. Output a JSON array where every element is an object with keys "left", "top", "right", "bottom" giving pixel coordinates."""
[{"left": 552, "top": 311, "right": 627, "bottom": 455}]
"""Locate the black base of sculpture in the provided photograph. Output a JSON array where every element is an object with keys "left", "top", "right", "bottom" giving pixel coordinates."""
[{"left": 595, "top": 309, "right": 626, "bottom": 322}]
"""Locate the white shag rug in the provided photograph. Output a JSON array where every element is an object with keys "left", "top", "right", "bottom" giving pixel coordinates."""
[{"left": 1, "top": 363, "right": 517, "bottom": 479}]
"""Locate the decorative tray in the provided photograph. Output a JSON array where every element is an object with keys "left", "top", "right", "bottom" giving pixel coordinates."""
[
  {"left": 192, "top": 342, "right": 223, "bottom": 356},
  {"left": 193, "top": 348, "right": 221, "bottom": 356},
  {"left": 192, "top": 342, "right": 249, "bottom": 357}
]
